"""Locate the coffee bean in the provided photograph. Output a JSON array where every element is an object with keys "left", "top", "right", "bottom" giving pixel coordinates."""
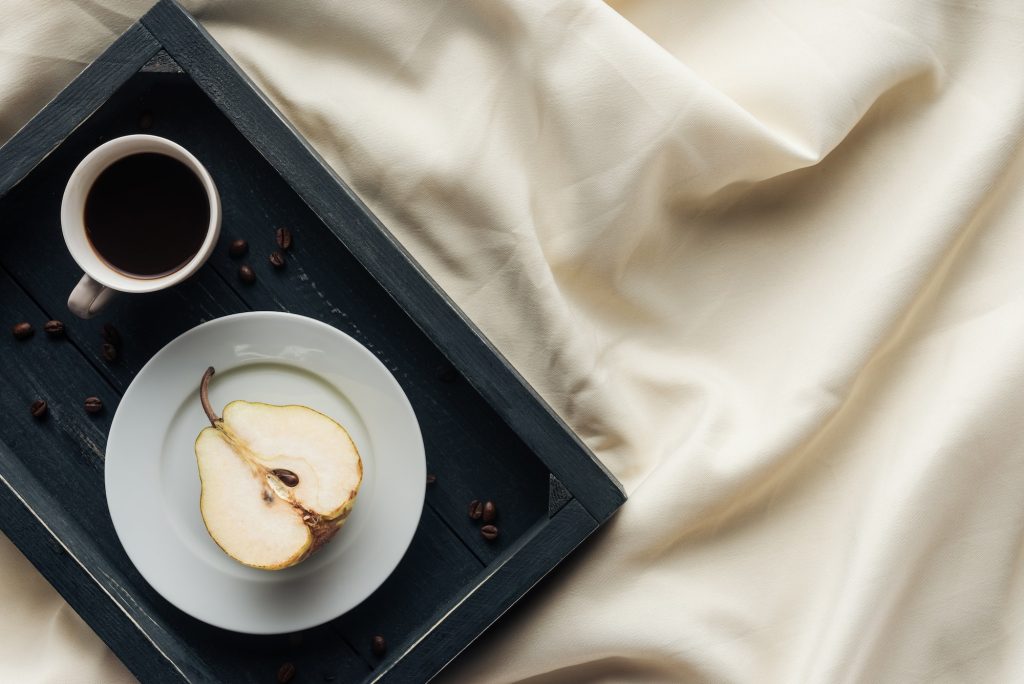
[
  {"left": 84, "top": 396, "right": 103, "bottom": 414},
  {"left": 276, "top": 662, "right": 296, "bottom": 683},
  {"left": 275, "top": 227, "right": 293, "bottom": 250},
  {"left": 269, "top": 250, "right": 286, "bottom": 269},
  {"left": 371, "top": 635, "right": 386, "bottom": 657},
  {"left": 468, "top": 499, "right": 483, "bottom": 520},
  {"left": 12, "top": 322, "right": 33, "bottom": 340},
  {"left": 101, "top": 342, "right": 118, "bottom": 362},
  {"left": 482, "top": 500, "right": 497, "bottom": 523},
  {"left": 43, "top": 320, "right": 65, "bottom": 337},
  {"left": 426, "top": 473, "right": 437, "bottom": 485},
  {"left": 480, "top": 524, "right": 499, "bottom": 541},
  {"left": 228, "top": 238, "right": 248, "bottom": 258},
  {"left": 239, "top": 264, "right": 256, "bottom": 284},
  {"left": 138, "top": 111, "right": 154, "bottom": 130},
  {"left": 101, "top": 323, "right": 121, "bottom": 348},
  {"left": 273, "top": 469, "right": 300, "bottom": 487},
  {"left": 30, "top": 400, "right": 47, "bottom": 419}
]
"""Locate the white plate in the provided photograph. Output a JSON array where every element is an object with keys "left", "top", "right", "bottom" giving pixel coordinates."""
[{"left": 105, "top": 311, "right": 425, "bottom": 634}]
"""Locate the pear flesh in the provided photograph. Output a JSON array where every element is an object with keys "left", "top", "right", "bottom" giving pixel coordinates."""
[{"left": 194, "top": 367, "right": 362, "bottom": 570}]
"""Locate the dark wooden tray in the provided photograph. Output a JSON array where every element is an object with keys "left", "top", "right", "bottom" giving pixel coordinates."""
[{"left": 0, "top": 1, "right": 624, "bottom": 682}]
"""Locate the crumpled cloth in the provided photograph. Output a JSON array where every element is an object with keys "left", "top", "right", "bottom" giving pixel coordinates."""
[{"left": 3, "top": 0, "right": 1024, "bottom": 681}]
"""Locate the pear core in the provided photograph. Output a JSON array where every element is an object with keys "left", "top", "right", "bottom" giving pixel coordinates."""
[{"left": 194, "top": 367, "right": 363, "bottom": 570}]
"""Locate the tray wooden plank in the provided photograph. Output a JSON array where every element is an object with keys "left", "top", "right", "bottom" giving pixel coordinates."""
[
  {"left": 0, "top": 2, "right": 625, "bottom": 680},
  {"left": 0, "top": 81, "right": 250, "bottom": 393},
  {"left": 1, "top": 64, "right": 551, "bottom": 563},
  {"left": 0, "top": 442, "right": 199, "bottom": 682},
  {"left": 0, "top": 23, "right": 160, "bottom": 196},
  {"left": 382, "top": 499, "right": 597, "bottom": 682},
  {"left": 140, "top": 0, "right": 625, "bottom": 523},
  {"left": 1, "top": 252, "right": 488, "bottom": 680},
  {"left": 0, "top": 66, "right": 539, "bottom": 680},
  {"left": 0, "top": 269, "right": 381, "bottom": 683},
  {"left": 330, "top": 506, "right": 483, "bottom": 666}
]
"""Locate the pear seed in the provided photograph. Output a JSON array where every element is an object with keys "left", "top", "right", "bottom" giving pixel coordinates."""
[{"left": 272, "top": 468, "right": 300, "bottom": 486}]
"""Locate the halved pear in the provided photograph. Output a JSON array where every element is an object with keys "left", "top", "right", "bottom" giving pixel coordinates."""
[{"left": 194, "top": 367, "right": 362, "bottom": 570}]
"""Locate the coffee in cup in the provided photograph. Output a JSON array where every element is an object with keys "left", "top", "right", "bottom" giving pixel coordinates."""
[
  {"left": 85, "top": 152, "right": 210, "bottom": 279},
  {"left": 62, "top": 135, "right": 221, "bottom": 318}
]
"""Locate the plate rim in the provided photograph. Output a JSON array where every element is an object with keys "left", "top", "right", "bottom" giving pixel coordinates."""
[{"left": 104, "top": 310, "right": 425, "bottom": 634}]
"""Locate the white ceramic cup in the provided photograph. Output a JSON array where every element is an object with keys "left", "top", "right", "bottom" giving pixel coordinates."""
[{"left": 62, "top": 134, "right": 221, "bottom": 319}]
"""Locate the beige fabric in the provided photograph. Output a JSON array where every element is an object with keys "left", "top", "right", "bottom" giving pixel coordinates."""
[{"left": 3, "top": 0, "right": 1024, "bottom": 681}]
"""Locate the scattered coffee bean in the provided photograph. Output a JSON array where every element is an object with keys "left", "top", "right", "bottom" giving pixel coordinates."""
[
  {"left": 239, "top": 264, "right": 256, "bottom": 284},
  {"left": 273, "top": 469, "right": 300, "bottom": 487},
  {"left": 371, "top": 635, "right": 387, "bottom": 657},
  {"left": 101, "top": 323, "right": 121, "bottom": 348},
  {"left": 276, "top": 662, "right": 296, "bottom": 683},
  {"left": 228, "top": 238, "right": 248, "bottom": 258},
  {"left": 437, "top": 364, "right": 458, "bottom": 383},
  {"left": 12, "top": 322, "right": 33, "bottom": 340},
  {"left": 426, "top": 473, "right": 437, "bottom": 485},
  {"left": 30, "top": 400, "right": 47, "bottom": 419},
  {"left": 43, "top": 320, "right": 65, "bottom": 337},
  {"left": 468, "top": 499, "right": 483, "bottom": 520},
  {"left": 480, "top": 524, "right": 499, "bottom": 541},
  {"left": 101, "top": 342, "right": 118, "bottom": 362},
  {"left": 138, "top": 111, "right": 154, "bottom": 130},
  {"left": 275, "top": 227, "right": 293, "bottom": 250},
  {"left": 84, "top": 396, "right": 103, "bottom": 414},
  {"left": 269, "top": 250, "right": 286, "bottom": 269},
  {"left": 482, "top": 500, "right": 497, "bottom": 523}
]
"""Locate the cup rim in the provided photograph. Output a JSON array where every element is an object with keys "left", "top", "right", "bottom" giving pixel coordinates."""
[{"left": 61, "top": 134, "right": 221, "bottom": 294}]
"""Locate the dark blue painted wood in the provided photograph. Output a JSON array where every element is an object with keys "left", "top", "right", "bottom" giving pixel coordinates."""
[
  {"left": 0, "top": 441, "right": 198, "bottom": 683},
  {"left": 0, "top": 267, "right": 375, "bottom": 683},
  {"left": 0, "top": 23, "right": 160, "bottom": 195},
  {"left": 139, "top": 0, "right": 626, "bottom": 523},
  {"left": 0, "top": 2, "right": 626, "bottom": 681},
  {"left": 0, "top": 63, "right": 549, "bottom": 562},
  {"left": 332, "top": 507, "right": 483, "bottom": 669},
  {"left": 379, "top": 500, "right": 599, "bottom": 682}
]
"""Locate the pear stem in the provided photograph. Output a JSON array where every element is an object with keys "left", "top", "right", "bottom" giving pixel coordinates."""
[{"left": 200, "top": 366, "right": 220, "bottom": 426}]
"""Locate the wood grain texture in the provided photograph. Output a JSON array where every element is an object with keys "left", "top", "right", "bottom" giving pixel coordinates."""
[
  {"left": 0, "top": 272, "right": 206, "bottom": 682},
  {"left": 140, "top": 0, "right": 626, "bottom": 523},
  {"left": 0, "top": 64, "right": 551, "bottom": 562},
  {"left": 0, "top": 63, "right": 548, "bottom": 680},
  {"left": 0, "top": 443, "right": 198, "bottom": 683},
  {"left": 0, "top": 2, "right": 627, "bottom": 680},
  {"left": 141, "top": 49, "right": 183, "bottom": 73},
  {"left": 331, "top": 507, "right": 483, "bottom": 670},
  {"left": 378, "top": 500, "right": 599, "bottom": 682},
  {"left": 0, "top": 22, "right": 160, "bottom": 196},
  {"left": 0, "top": 65, "right": 541, "bottom": 683},
  {"left": 0, "top": 72, "right": 250, "bottom": 394},
  {"left": 548, "top": 474, "right": 573, "bottom": 518},
  {"left": 0, "top": 269, "right": 121, "bottom": 556},
  {"left": 147, "top": 73, "right": 552, "bottom": 563},
  {"left": 0, "top": 267, "right": 375, "bottom": 683}
]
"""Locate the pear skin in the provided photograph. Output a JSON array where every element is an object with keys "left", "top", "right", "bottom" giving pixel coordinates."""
[{"left": 195, "top": 367, "right": 362, "bottom": 570}]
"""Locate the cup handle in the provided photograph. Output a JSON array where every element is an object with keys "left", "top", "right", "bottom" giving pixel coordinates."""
[{"left": 68, "top": 274, "right": 115, "bottom": 319}]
